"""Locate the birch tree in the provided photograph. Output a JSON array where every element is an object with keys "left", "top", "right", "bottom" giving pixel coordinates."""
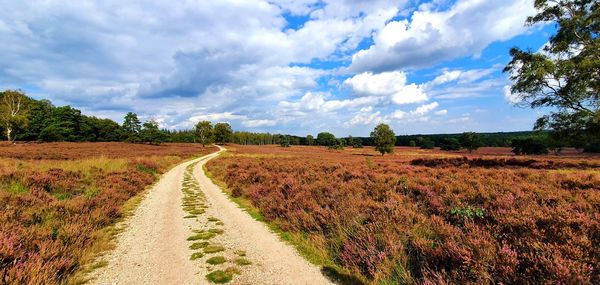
[{"left": 0, "top": 90, "right": 29, "bottom": 143}]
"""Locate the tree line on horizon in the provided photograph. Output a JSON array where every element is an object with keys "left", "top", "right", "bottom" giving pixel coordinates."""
[{"left": 0, "top": 90, "right": 595, "bottom": 155}]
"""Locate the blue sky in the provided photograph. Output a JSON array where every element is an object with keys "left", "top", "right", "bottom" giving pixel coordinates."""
[{"left": 0, "top": 0, "right": 552, "bottom": 136}]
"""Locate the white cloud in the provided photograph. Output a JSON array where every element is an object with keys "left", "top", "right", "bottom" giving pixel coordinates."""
[
  {"left": 243, "top": 119, "right": 277, "bottom": 128},
  {"left": 388, "top": 101, "right": 441, "bottom": 122},
  {"left": 412, "top": 102, "right": 439, "bottom": 116},
  {"left": 431, "top": 70, "right": 463, "bottom": 86},
  {"left": 344, "top": 111, "right": 385, "bottom": 127},
  {"left": 391, "top": 110, "right": 407, "bottom": 119},
  {"left": 349, "top": 0, "right": 537, "bottom": 72},
  {"left": 503, "top": 85, "right": 522, "bottom": 104},
  {"left": 429, "top": 68, "right": 494, "bottom": 87},
  {"left": 434, "top": 109, "right": 448, "bottom": 116},
  {"left": 344, "top": 71, "right": 428, "bottom": 105},
  {"left": 279, "top": 92, "right": 380, "bottom": 114},
  {"left": 188, "top": 112, "right": 247, "bottom": 124}
]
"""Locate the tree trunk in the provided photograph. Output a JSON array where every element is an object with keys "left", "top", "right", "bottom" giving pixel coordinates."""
[{"left": 6, "top": 126, "right": 12, "bottom": 143}]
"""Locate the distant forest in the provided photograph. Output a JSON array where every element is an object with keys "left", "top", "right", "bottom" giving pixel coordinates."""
[{"left": 0, "top": 91, "right": 575, "bottom": 149}]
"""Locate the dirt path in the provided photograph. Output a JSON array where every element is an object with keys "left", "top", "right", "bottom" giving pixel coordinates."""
[{"left": 90, "top": 146, "right": 333, "bottom": 285}]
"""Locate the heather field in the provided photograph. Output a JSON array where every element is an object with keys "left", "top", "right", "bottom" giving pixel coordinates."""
[
  {"left": 0, "top": 142, "right": 216, "bottom": 284},
  {"left": 205, "top": 145, "right": 600, "bottom": 284}
]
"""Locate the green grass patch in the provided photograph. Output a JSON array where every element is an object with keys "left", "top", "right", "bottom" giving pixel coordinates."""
[
  {"left": 190, "top": 242, "right": 209, "bottom": 250},
  {"left": 187, "top": 232, "right": 215, "bottom": 241},
  {"left": 189, "top": 209, "right": 205, "bottom": 215},
  {"left": 233, "top": 250, "right": 246, "bottom": 257},
  {"left": 6, "top": 181, "right": 28, "bottom": 195},
  {"left": 208, "top": 228, "right": 224, "bottom": 234},
  {"left": 203, "top": 245, "right": 225, "bottom": 254},
  {"left": 206, "top": 270, "right": 232, "bottom": 283},
  {"left": 206, "top": 256, "right": 227, "bottom": 265},
  {"left": 234, "top": 258, "right": 251, "bottom": 266},
  {"left": 84, "top": 187, "right": 100, "bottom": 198},
  {"left": 136, "top": 164, "right": 156, "bottom": 174},
  {"left": 53, "top": 192, "right": 73, "bottom": 200},
  {"left": 190, "top": 252, "right": 204, "bottom": 260},
  {"left": 208, "top": 217, "right": 220, "bottom": 222}
]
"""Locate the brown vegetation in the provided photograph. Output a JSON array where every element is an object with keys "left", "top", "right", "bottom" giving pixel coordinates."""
[
  {"left": 206, "top": 145, "right": 600, "bottom": 284},
  {"left": 0, "top": 142, "right": 216, "bottom": 284}
]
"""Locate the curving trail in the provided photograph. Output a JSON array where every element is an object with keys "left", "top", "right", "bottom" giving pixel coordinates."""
[{"left": 89, "top": 145, "right": 333, "bottom": 285}]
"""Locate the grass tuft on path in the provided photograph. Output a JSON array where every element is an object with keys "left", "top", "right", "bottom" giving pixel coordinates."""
[{"left": 206, "top": 270, "right": 232, "bottom": 283}]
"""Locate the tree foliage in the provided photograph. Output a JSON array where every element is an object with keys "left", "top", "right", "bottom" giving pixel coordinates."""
[
  {"left": 123, "top": 112, "right": 142, "bottom": 142},
  {"left": 213, "top": 122, "right": 233, "bottom": 144},
  {"left": 317, "top": 132, "right": 337, "bottom": 146},
  {"left": 306, "top": 134, "right": 315, "bottom": 146},
  {"left": 504, "top": 0, "right": 599, "bottom": 151},
  {"left": 140, "top": 120, "right": 166, "bottom": 145},
  {"left": 371, "top": 123, "right": 396, "bottom": 156},
  {"left": 280, "top": 135, "right": 291, "bottom": 147},
  {"left": 0, "top": 90, "right": 29, "bottom": 143},
  {"left": 440, "top": 138, "right": 462, "bottom": 151},
  {"left": 195, "top": 120, "right": 213, "bottom": 146},
  {"left": 460, "top": 132, "right": 482, "bottom": 152},
  {"left": 417, "top": 137, "right": 435, "bottom": 149},
  {"left": 512, "top": 137, "right": 550, "bottom": 155}
]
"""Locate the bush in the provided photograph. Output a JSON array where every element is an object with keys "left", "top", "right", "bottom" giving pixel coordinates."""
[
  {"left": 439, "top": 138, "right": 461, "bottom": 151},
  {"left": 511, "top": 138, "right": 549, "bottom": 155},
  {"left": 280, "top": 136, "right": 291, "bottom": 147},
  {"left": 419, "top": 139, "right": 435, "bottom": 149}
]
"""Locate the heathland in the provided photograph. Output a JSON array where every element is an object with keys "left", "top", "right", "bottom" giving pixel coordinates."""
[
  {"left": 0, "top": 142, "right": 216, "bottom": 284},
  {"left": 205, "top": 145, "right": 600, "bottom": 284}
]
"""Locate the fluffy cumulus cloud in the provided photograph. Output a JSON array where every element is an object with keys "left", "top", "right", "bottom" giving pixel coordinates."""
[
  {"left": 349, "top": 0, "right": 536, "bottom": 72},
  {"left": 0, "top": 0, "right": 541, "bottom": 135},
  {"left": 344, "top": 71, "right": 428, "bottom": 104}
]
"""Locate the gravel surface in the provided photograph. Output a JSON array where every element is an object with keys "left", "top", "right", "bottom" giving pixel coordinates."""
[{"left": 89, "top": 146, "right": 333, "bottom": 285}]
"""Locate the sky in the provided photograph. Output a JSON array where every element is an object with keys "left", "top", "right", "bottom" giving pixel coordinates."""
[{"left": 0, "top": 0, "right": 554, "bottom": 136}]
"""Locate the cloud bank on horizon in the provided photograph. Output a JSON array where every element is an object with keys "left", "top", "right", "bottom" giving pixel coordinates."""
[{"left": 0, "top": 0, "right": 551, "bottom": 136}]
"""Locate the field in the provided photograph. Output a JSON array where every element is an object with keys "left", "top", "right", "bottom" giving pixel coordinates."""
[
  {"left": 0, "top": 142, "right": 216, "bottom": 284},
  {"left": 205, "top": 145, "right": 600, "bottom": 284}
]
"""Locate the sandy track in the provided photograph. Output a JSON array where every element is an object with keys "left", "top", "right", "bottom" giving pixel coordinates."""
[
  {"left": 191, "top": 146, "right": 333, "bottom": 285},
  {"left": 90, "top": 146, "right": 333, "bottom": 285}
]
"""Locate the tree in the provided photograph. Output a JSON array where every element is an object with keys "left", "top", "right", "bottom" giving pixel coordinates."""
[
  {"left": 460, "top": 132, "right": 481, "bottom": 152},
  {"left": 347, "top": 135, "right": 354, "bottom": 147},
  {"left": 280, "top": 135, "right": 291, "bottom": 147},
  {"left": 419, "top": 138, "right": 435, "bottom": 149},
  {"left": 140, "top": 119, "right": 166, "bottom": 145},
  {"left": 440, "top": 138, "right": 462, "bottom": 151},
  {"left": 512, "top": 137, "right": 549, "bottom": 155},
  {"left": 123, "top": 112, "right": 142, "bottom": 142},
  {"left": 22, "top": 99, "right": 53, "bottom": 141},
  {"left": 88, "top": 117, "right": 123, "bottom": 142},
  {"left": 408, "top": 140, "right": 417, "bottom": 147},
  {"left": 353, "top": 138, "right": 364, "bottom": 148},
  {"left": 214, "top": 122, "right": 233, "bottom": 144},
  {"left": 371, "top": 123, "right": 396, "bottom": 156},
  {"left": 0, "top": 90, "right": 29, "bottom": 143},
  {"left": 504, "top": 0, "right": 599, "bottom": 152},
  {"left": 195, "top": 121, "right": 213, "bottom": 147},
  {"left": 306, "top": 134, "right": 314, "bottom": 146},
  {"left": 316, "top": 132, "right": 336, "bottom": 146}
]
